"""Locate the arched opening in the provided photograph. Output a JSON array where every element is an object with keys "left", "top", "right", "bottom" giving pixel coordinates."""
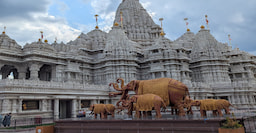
[
  {"left": 39, "top": 64, "right": 52, "bottom": 81},
  {"left": 0, "top": 65, "right": 18, "bottom": 79}
]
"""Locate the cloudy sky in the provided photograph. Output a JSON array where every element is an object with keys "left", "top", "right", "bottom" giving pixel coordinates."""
[{"left": 0, "top": 0, "right": 256, "bottom": 54}]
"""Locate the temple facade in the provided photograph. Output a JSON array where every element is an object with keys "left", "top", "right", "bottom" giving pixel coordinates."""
[{"left": 0, "top": 0, "right": 256, "bottom": 119}]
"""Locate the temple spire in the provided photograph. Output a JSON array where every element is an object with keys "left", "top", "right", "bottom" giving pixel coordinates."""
[{"left": 95, "top": 14, "right": 99, "bottom": 29}]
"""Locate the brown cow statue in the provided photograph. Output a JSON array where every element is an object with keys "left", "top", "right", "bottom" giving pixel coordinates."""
[{"left": 89, "top": 104, "right": 115, "bottom": 119}]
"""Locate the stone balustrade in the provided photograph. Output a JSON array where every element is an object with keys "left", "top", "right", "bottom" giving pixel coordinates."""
[{"left": 0, "top": 79, "right": 108, "bottom": 91}]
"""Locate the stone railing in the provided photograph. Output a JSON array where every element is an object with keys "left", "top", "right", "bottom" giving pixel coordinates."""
[{"left": 0, "top": 79, "right": 108, "bottom": 91}]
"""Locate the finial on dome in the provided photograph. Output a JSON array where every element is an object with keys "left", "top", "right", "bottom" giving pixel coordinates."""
[
  {"left": 200, "top": 25, "right": 205, "bottom": 29},
  {"left": 184, "top": 18, "right": 190, "bottom": 32},
  {"left": 114, "top": 22, "right": 119, "bottom": 27},
  {"left": 95, "top": 14, "right": 99, "bottom": 29},
  {"left": 44, "top": 39, "right": 48, "bottom": 43},
  {"left": 159, "top": 18, "right": 165, "bottom": 36},
  {"left": 3, "top": 26, "right": 6, "bottom": 34},
  {"left": 40, "top": 31, "right": 43, "bottom": 40},
  {"left": 228, "top": 34, "right": 232, "bottom": 46},
  {"left": 55, "top": 37, "right": 57, "bottom": 43},
  {"left": 205, "top": 15, "right": 209, "bottom": 29},
  {"left": 187, "top": 28, "right": 190, "bottom": 32},
  {"left": 38, "top": 38, "right": 41, "bottom": 42}
]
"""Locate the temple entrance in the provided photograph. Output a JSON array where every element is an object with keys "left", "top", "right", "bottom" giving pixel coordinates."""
[{"left": 59, "top": 100, "right": 72, "bottom": 119}]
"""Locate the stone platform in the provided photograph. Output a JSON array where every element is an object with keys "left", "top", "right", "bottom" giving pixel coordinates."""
[
  {"left": 54, "top": 110, "right": 256, "bottom": 133},
  {"left": 54, "top": 118, "right": 224, "bottom": 133}
]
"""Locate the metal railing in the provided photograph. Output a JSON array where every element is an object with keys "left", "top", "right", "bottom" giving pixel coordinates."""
[{"left": 0, "top": 117, "right": 54, "bottom": 129}]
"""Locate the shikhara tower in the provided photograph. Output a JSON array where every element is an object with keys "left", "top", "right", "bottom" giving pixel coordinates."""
[{"left": 0, "top": 0, "right": 255, "bottom": 119}]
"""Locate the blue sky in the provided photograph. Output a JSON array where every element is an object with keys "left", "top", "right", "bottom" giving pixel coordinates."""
[{"left": 0, "top": 0, "right": 256, "bottom": 55}]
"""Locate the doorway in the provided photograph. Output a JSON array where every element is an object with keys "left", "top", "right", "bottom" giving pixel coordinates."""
[{"left": 59, "top": 100, "right": 72, "bottom": 119}]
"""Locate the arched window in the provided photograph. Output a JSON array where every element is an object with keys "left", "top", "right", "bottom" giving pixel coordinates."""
[
  {"left": 39, "top": 65, "right": 52, "bottom": 81},
  {"left": 0, "top": 65, "right": 18, "bottom": 79}
]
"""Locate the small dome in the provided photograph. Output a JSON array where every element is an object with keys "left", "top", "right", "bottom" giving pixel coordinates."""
[
  {"left": 23, "top": 39, "right": 55, "bottom": 52},
  {"left": 104, "top": 25, "right": 139, "bottom": 56},
  {"left": 0, "top": 32, "right": 22, "bottom": 50}
]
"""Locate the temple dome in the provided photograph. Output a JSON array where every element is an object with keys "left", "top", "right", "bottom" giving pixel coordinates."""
[
  {"left": 52, "top": 41, "right": 69, "bottom": 52},
  {"left": 0, "top": 33, "right": 22, "bottom": 51},
  {"left": 23, "top": 39, "right": 55, "bottom": 52},
  {"left": 147, "top": 35, "right": 172, "bottom": 51},
  {"left": 104, "top": 25, "right": 139, "bottom": 57},
  {"left": 174, "top": 31, "right": 195, "bottom": 50},
  {"left": 87, "top": 29, "right": 107, "bottom": 50},
  {"left": 67, "top": 33, "right": 92, "bottom": 50},
  {"left": 190, "top": 28, "right": 226, "bottom": 61}
]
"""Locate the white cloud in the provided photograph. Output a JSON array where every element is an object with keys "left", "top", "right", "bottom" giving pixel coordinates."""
[
  {"left": 0, "top": 12, "right": 81, "bottom": 46},
  {"left": 0, "top": 0, "right": 82, "bottom": 46},
  {"left": 90, "top": 0, "right": 118, "bottom": 32}
]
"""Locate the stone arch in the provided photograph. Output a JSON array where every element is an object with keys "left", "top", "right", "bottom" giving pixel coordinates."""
[
  {"left": 0, "top": 65, "right": 19, "bottom": 79},
  {"left": 39, "top": 64, "right": 52, "bottom": 81}
]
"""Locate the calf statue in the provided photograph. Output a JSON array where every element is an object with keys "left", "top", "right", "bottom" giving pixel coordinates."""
[
  {"left": 127, "top": 94, "right": 166, "bottom": 118},
  {"left": 109, "top": 78, "right": 190, "bottom": 116},
  {"left": 89, "top": 104, "right": 115, "bottom": 119},
  {"left": 185, "top": 99, "right": 233, "bottom": 117}
]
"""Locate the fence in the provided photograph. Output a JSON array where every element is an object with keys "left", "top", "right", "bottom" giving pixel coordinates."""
[{"left": 4, "top": 117, "right": 54, "bottom": 129}]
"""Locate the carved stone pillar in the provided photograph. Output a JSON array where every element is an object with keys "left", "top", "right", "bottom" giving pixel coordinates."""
[
  {"left": 2, "top": 99, "right": 10, "bottom": 114},
  {"left": 29, "top": 63, "right": 40, "bottom": 80},
  {"left": 106, "top": 99, "right": 109, "bottom": 104},
  {"left": 54, "top": 99, "right": 59, "bottom": 119},
  {"left": 42, "top": 99, "right": 47, "bottom": 111},
  {"left": 18, "top": 70, "right": 27, "bottom": 79},
  {"left": 48, "top": 100, "right": 52, "bottom": 111},
  {"left": 161, "top": 72, "right": 164, "bottom": 78},
  {"left": 152, "top": 73, "right": 155, "bottom": 79},
  {"left": 72, "top": 99, "right": 77, "bottom": 118},
  {"left": 78, "top": 99, "right": 81, "bottom": 110},
  {"left": 18, "top": 99, "right": 23, "bottom": 112},
  {"left": 231, "top": 95, "right": 235, "bottom": 104},
  {"left": 241, "top": 95, "right": 245, "bottom": 104},
  {"left": 67, "top": 72, "right": 71, "bottom": 81},
  {"left": 12, "top": 99, "right": 17, "bottom": 113},
  {"left": 166, "top": 70, "right": 170, "bottom": 78},
  {"left": 92, "top": 99, "right": 97, "bottom": 104}
]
